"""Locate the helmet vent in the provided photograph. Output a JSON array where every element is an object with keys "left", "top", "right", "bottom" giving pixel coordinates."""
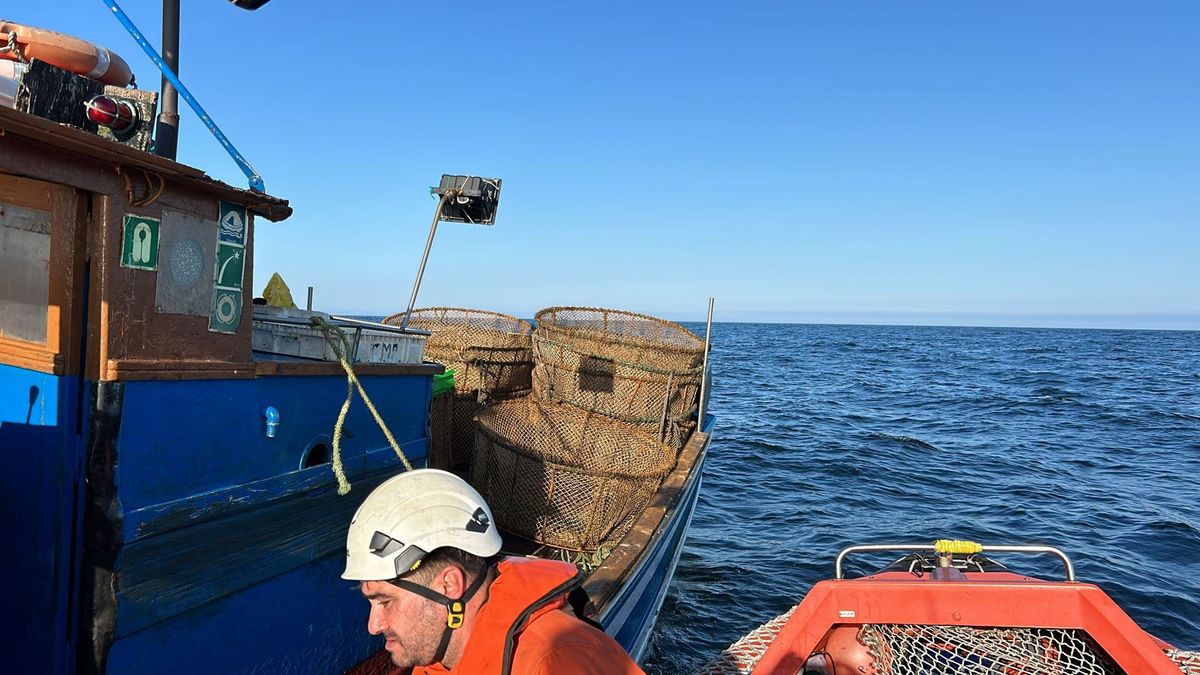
[
  {"left": 369, "top": 531, "right": 404, "bottom": 558},
  {"left": 465, "top": 507, "right": 490, "bottom": 533}
]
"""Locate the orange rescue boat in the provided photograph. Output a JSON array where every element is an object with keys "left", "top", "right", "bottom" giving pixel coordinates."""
[{"left": 702, "top": 540, "right": 1199, "bottom": 675}]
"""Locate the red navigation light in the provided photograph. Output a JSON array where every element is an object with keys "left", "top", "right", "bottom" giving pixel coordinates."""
[{"left": 85, "top": 95, "right": 137, "bottom": 134}]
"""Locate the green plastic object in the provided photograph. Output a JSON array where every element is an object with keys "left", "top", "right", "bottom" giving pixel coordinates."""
[{"left": 432, "top": 370, "right": 455, "bottom": 398}]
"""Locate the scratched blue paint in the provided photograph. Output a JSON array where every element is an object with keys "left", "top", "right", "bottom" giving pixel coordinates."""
[
  {"left": 105, "top": 550, "right": 381, "bottom": 674},
  {"left": 102, "top": 369, "right": 432, "bottom": 668},
  {"left": 113, "top": 461, "right": 414, "bottom": 637},
  {"left": 0, "top": 364, "right": 86, "bottom": 674},
  {"left": 114, "top": 372, "right": 431, "bottom": 511}
]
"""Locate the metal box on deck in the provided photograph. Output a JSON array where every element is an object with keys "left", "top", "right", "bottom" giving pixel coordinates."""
[{"left": 252, "top": 309, "right": 426, "bottom": 364}]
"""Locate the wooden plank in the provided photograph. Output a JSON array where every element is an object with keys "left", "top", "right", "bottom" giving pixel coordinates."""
[
  {"left": 0, "top": 336, "right": 61, "bottom": 373},
  {"left": 582, "top": 429, "right": 709, "bottom": 612},
  {"left": 105, "top": 357, "right": 443, "bottom": 380},
  {"left": 253, "top": 360, "right": 444, "bottom": 378},
  {"left": 105, "top": 358, "right": 258, "bottom": 381}
]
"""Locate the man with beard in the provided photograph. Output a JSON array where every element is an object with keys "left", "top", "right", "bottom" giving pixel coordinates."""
[{"left": 343, "top": 469, "right": 644, "bottom": 675}]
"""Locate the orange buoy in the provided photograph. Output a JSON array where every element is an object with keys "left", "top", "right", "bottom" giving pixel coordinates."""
[{"left": 0, "top": 21, "right": 134, "bottom": 87}]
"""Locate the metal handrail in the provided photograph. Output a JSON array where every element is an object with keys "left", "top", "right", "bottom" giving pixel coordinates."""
[
  {"left": 250, "top": 312, "right": 431, "bottom": 337},
  {"left": 835, "top": 543, "right": 1076, "bottom": 582}
]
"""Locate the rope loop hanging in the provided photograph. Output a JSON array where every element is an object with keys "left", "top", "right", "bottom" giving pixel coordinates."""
[{"left": 314, "top": 317, "right": 414, "bottom": 495}]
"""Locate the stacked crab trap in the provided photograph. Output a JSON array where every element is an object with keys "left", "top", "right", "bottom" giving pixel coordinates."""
[
  {"left": 384, "top": 308, "right": 534, "bottom": 473},
  {"left": 394, "top": 305, "right": 705, "bottom": 554}
]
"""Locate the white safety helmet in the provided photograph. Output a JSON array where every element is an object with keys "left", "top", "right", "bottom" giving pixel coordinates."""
[{"left": 342, "top": 469, "right": 503, "bottom": 581}]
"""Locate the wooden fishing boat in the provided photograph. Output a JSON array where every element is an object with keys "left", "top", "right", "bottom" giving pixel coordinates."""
[
  {"left": 0, "top": 12, "right": 713, "bottom": 674},
  {"left": 701, "top": 541, "right": 1199, "bottom": 675}
]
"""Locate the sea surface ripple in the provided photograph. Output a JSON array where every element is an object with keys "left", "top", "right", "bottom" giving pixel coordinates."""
[{"left": 644, "top": 323, "right": 1200, "bottom": 674}]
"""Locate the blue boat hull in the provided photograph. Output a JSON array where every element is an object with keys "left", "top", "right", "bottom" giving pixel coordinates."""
[
  {"left": 600, "top": 414, "right": 713, "bottom": 662},
  {"left": 3, "top": 360, "right": 710, "bottom": 673},
  {"left": 0, "top": 364, "right": 87, "bottom": 675},
  {"left": 2, "top": 364, "right": 435, "bottom": 674}
]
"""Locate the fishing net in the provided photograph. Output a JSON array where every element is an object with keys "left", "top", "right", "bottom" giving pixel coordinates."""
[
  {"left": 1168, "top": 650, "right": 1200, "bottom": 675},
  {"left": 698, "top": 606, "right": 797, "bottom": 675},
  {"left": 471, "top": 397, "right": 677, "bottom": 551},
  {"left": 858, "top": 624, "right": 1122, "bottom": 675},
  {"left": 383, "top": 307, "right": 533, "bottom": 396},
  {"left": 532, "top": 307, "right": 704, "bottom": 449},
  {"left": 698, "top": 618, "right": 1161, "bottom": 675}
]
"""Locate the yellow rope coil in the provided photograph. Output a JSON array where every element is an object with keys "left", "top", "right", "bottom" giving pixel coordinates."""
[
  {"left": 934, "top": 539, "right": 983, "bottom": 555},
  {"left": 315, "top": 318, "right": 413, "bottom": 495}
]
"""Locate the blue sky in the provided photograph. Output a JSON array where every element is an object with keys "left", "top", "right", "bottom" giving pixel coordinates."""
[{"left": 23, "top": 1, "right": 1200, "bottom": 328}]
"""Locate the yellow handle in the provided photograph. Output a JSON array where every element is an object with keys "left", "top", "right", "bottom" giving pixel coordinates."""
[{"left": 934, "top": 539, "right": 983, "bottom": 554}]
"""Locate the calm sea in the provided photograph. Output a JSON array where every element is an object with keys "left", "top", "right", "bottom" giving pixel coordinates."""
[{"left": 644, "top": 323, "right": 1200, "bottom": 674}]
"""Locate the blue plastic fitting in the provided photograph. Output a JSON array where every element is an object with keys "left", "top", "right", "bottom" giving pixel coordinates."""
[{"left": 264, "top": 406, "right": 280, "bottom": 438}]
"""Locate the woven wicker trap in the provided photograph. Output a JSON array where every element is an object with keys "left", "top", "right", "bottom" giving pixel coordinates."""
[
  {"left": 383, "top": 307, "right": 533, "bottom": 396},
  {"left": 427, "top": 390, "right": 454, "bottom": 471},
  {"left": 532, "top": 307, "right": 704, "bottom": 448},
  {"left": 471, "top": 398, "right": 677, "bottom": 551}
]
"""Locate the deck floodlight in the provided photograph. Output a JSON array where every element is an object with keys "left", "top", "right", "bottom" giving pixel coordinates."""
[
  {"left": 435, "top": 175, "right": 502, "bottom": 225},
  {"left": 228, "top": 0, "right": 273, "bottom": 10},
  {"left": 398, "top": 175, "right": 504, "bottom": 330}
]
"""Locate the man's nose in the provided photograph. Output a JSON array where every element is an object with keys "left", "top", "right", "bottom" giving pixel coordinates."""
[{"left": 367, "top": 604, "right": 386, "bottom": 635}]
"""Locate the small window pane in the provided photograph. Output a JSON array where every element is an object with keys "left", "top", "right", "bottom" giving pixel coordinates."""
[{"left": 0, "top": 201, "right": 51, "bottom": 343}]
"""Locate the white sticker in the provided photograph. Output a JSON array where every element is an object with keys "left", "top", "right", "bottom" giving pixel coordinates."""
[{"left": 838, "top": 610, "right": 856, "bottom": 618}]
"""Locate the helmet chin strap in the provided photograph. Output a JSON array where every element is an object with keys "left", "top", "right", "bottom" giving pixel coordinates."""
[{"left": 390, "top": 565, "right": 491, "bottom": 664}]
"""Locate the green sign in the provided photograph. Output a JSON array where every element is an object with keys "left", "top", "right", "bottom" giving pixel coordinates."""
[
  {"left": 209, "top": 288, "right": 243, "bottom": 333},
  {"left": 214, "top": 242, "right": 246, "bottom": 290},
  {"left": 219, "top": 201, "right": 247, "bottom": 245},
  {"left": 121, "top": 214, "right": 160, "bottom": 271}
]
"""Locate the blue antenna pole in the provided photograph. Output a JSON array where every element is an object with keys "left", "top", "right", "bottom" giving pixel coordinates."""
[{"left": 100, "top": 0, "right": 266, "bottom": 192}]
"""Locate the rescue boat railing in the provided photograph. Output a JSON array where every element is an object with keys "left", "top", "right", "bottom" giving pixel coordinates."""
[{"left": 835, "top": 543, "right": 1076, "bottom": 582}]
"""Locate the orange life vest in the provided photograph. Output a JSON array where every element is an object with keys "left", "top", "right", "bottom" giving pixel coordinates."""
[{"left": 416, "top": 556, "right": 582, "bottom": 675}]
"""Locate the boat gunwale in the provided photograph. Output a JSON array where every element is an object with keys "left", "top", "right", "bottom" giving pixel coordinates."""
[{"left": 580, "top": 420, "right": 710, "bottom": 617}]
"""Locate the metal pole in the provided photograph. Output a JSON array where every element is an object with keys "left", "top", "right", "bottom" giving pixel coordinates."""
[
  {"left": 154, "top": 0, "right": 180, "bottom": 159},
  {"left": 306, "top": 286, "right": 313, "bottom": 311},
  {"left": 102, "top": 0, "right": 266, "bottom": 191},
  {"left": 696, "top": 297, "right": 714, "bottom": 426},
  {"left": 398, "top": 193, "right": 453, "bottom": 331}
]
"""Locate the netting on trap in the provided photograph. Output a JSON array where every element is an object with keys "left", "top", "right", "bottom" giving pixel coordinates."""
[
  {"left": 535, "top": 306, "right": 704, "bottom": 372},
  {"left": 427, "top": 389, "right": 454, "bottom": 471},
  {"left": 471, "top": 397, "right": 676, "bottom": 551},
  {"left": 383, "top": 307, "right": 533, "bottom": 396},
  {"left": 532, "top": 307, "right": 703, "bottom": 449},
  {"left": 448, "top": 393, "right": 525, "bottom": 476},
  {"left": 857, "top": 624, "right": 1124, "bottom": 675}
]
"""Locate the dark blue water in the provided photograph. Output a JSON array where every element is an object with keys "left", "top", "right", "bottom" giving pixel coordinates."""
[{"left": 644, "top": 323, "right": 1200, "bottom": 674}]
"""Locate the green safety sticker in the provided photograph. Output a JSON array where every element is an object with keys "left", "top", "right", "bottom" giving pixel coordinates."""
[
  {"left": 219, "top": 201, "right": 247, "bottom": 245},
  {"left": 209, "top": 201, "right": 248, "bottom": 333},
  {"left": 209, "top": 287, "right": 243, "bottom": 333},
  {"left": 121, "top": 214, "right": 160, "bottom": 271},
  {"left": 214, "top": 242, "right": 246, "bottom": 290}
]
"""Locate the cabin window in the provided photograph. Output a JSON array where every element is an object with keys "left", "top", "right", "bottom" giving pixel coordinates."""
[{"left": 0, "top": 198, "right": 52, "bottom": 344}]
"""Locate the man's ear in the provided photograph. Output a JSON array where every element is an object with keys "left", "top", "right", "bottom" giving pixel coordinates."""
[{"left": 438, "top": 564, "right": 468, "bottom": 600}]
